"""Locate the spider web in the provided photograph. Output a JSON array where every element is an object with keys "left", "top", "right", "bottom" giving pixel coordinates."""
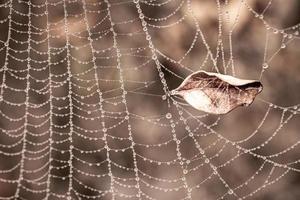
[{"left": 0, "top": 0, "right": 300, "bottom": 199}]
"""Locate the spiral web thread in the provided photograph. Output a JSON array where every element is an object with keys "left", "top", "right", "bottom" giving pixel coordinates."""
[{"left": 0, "top": 0, "right": 300, "bottom": 199}]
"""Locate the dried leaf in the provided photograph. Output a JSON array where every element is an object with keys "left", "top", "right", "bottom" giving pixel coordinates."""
[{"left": 171, "top": 71, "right": 263, "bottom": 114}]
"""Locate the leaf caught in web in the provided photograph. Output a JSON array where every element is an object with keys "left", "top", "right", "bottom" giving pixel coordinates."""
[{"left": 171, "top": 71, "right": 263, "bottom": 114}]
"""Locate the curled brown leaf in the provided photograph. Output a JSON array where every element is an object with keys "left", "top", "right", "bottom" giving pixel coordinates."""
[{"left": 171, "top": 71, "right": 263, "bottom": 114}]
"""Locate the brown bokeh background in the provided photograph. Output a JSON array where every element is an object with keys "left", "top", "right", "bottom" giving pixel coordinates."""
[{"left": 0, "top": 0, "right": 300, "bottom": 199}]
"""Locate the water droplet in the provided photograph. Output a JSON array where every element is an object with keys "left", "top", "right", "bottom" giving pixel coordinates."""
[
  {"left": 162, "top": 95, "right": 167, "bottom": 100},
  {"left": 170, "top": 90, "right": 177, "bottom": 95},
  {"left": 281, "top": 44, "right": 286, "bottom": 49},
  {"left": 166, "top": 113, "right": 172, "bottom": 119},
  {"left": 263, "top": 63, "right": 269, "bottom": 69},
  {"left": 244, "top": 149, "right": 249, "bottom": 153},
  {"left": 228, "top": 189, "right": 234, "bottom": 194}
]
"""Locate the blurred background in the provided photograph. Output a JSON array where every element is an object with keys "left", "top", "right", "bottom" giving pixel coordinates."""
[{"left": 0, "top": 0, "right": 300, "bottom": 199}]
